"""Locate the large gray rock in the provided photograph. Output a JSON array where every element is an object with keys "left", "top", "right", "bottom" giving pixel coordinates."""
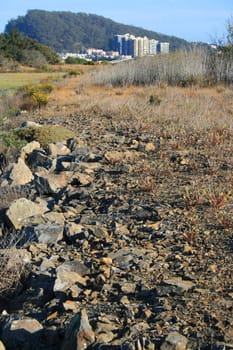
[
  {"left": 9, "top": 158, "right": 34, "bottom": 186},
  {"left": 33, "top": 223, "right": 64, "bottom": 243},
  {"left": 161, "top": 332, "right": 189, "bottom": 350},
  {"left": 61, "top": 309, "right": 95, "bottom": 350},
  {"left": 54, "top": 261, "right": 88, "bottom": 293},
  {"left": 6, "top": 198, "right": 48, "bottom": 230}
]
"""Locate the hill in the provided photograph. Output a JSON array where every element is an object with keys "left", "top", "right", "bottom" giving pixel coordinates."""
[{"left": 5, "top": 9, "right": 192, "bottom": 52}]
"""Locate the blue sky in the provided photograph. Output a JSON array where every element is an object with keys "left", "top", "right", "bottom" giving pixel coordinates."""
[{"left": 1, "top": 0, "right": 233, "bottom": 43}]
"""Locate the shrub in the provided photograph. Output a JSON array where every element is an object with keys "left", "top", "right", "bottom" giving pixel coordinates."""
[
  {"left": 17, "top": 125, "right": 75, "bottom": 147},
  {"left": 0, "top": 129, "right": 28, "bottom": 150},
  {"left": 19, "top": 83, "right": 54, "bottom": 111},
  {"left": 148, "top": 94, "right": 162, "bottom": 105}
]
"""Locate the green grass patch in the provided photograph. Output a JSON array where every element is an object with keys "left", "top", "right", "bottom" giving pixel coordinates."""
[
  {"left": 0, "top": 125, "right": 75, "bottom": 153},
  {"left": 0, "top": 72, "right": 64, "bottom": 92}
]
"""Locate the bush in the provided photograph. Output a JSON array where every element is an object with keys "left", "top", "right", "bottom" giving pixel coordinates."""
[
  {"left": 19, "top": 83, "right": 54, "bottom": 111},
  {"left": 65, "top": 56, "right": 90, "bottom": 65},
  {"left": 17, "top": 125, "right": 75, "bottom": 147},
  {"left": 0, "top": 129, "right": 28, "bottom": 150}
]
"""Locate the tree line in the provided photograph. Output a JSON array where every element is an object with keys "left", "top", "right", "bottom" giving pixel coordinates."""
[{"left": 0, "top": 29, "right": 60, "bottom": 70}]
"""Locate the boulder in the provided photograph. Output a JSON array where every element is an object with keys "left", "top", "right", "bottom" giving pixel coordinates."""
[
  {"left": 6, "top": 198, "right": 48, "bottom": 230},
  {"left": 9, "top": 158, "right": 34, "bottom": 186},
  {"left": 160, "top": 332, "right": 189, "bottom": 350},
  {"left": 1, "top": 318, "right": 43, "bottom": 349}
]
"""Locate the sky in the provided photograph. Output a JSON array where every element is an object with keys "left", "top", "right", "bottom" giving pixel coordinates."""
[{"left": 1, "top": 0, "right": 233, "bottom": 43}]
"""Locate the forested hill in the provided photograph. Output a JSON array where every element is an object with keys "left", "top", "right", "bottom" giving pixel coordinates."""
[{"left": 5, "top": 9, "right": 192, "bottom": 52}]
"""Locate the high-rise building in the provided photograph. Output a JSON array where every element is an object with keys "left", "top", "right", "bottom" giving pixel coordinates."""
[
  {"left": 114, "top": 34, "right": 169, "bottom": 57},
  {"left": 159, "top": 42, "right": 170, "bottom": 54}
]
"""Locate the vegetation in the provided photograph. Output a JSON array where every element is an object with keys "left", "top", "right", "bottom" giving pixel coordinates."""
[
  {"left": 5, "top": 10, "right": 193, "bottom": 52},
  {"left": 0, "top": 29, "right": 60, "bottom": 70},
  {"left": 65, "top": 56, "right": 92, "bottom": 65},
  {"left": 17, "top": 125, "right": 75, "bottom": 147},
  {"left": 94, "top": 47, "right": 233, "bottom": 87}
]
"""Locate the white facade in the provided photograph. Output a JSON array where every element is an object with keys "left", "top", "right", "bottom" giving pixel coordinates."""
[{"left": 114, "top": 34, "right": 169, "bottom": 57}]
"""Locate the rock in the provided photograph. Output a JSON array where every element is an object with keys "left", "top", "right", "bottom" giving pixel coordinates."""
[
  {"left": 9, "top": 158, "right": 34, "bottom": 186},
  {"left": 163, "top": 278, "right": 195, "bottom": 293},
  {"left": 2, "top": 318, "right": 43, "bottom": 349},
  {"left": 48, "top": 142, "right": 70, "bottom": 157},
  {"left": 100, "top": 257, "right": 112, "bottom": 265},
  {"left": 130, "top": 204, "right": 161, "bottom": 222},
  {"left": 105, "top": 150, "right": 139, "bottom": 164},
  {"left": 160, "top": 332, "right": 189, "bottom": 350},
  {"left": 21, "top": 121, "right": 41, "bottom": 128},
  {"left": 70, "top": 172, "right": 93, "bottom": 186},
  {"left": 20, "top": 211, "right": 65, "bottom": 227},
  {"left": 6, "top": 198, "right": 48, "bottom": 229},
  {"left": 20, "top": 141, "right": 41, "bottom": 159},
  {"left": 0, "top": 341, "right": 6, "bottom": 350},
  {"left": 33, "top": 223, "right": 64, "bottom": 243},
  {"left": 54, "top": 261, "right": 88, "bottom": 293},
  {"left": 61, "top": 309, "right": 95, "bottom": 350},
  {"left": 27, "top": 149, "right": 53, "bottom": 171},
  {"left": 34, "top": 171, "right": 68, "bottom": 195},
  {"left": 145, "top": 142, "right": 155, "bottom": 152}
]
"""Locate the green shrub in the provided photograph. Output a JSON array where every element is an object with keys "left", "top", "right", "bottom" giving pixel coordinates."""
[
  {"left": 19, "top": 83, "right": 53, "bottom": 111},
  {"left": 0, "top": 129, "right": 28, "bottom": 150},
  {"left": 148, "top": 95, "right": 162, "bottom": 105},
  {"left": 64, "top": 69, "right": 83, "bottom": 78},
  {"left": 17, "top": 125, "right": 75, "bottom": 147}
]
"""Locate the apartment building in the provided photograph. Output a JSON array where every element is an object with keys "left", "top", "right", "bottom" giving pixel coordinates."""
[{"left": 114, "top": 34, "right": 169, "bottom": 57}]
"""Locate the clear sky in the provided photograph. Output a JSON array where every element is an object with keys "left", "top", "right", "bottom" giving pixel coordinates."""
[{"left": 1, "top": 0, "right": 233, "bottom": 43}]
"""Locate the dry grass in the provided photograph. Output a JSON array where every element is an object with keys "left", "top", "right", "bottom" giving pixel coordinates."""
[{"left": 0, "top": 236, "right": 26, "bottom": 297}]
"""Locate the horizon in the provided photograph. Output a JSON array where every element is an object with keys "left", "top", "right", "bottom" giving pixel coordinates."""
[{"left": 1, "top": 1, "right": 233, "bottom": 43}]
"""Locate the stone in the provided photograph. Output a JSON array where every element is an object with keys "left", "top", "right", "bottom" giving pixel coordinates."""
[
  {"left": 160, "top": 332, "right": 188, "bottom": 350},
  {"left": 0, "top": 341, "right": 6, "bottom": 350},
  {"left": 34, "top": 171, "right": 68, "bottom": 195},
  {"left": 26, "top": 149, "right": 53, "bottom": 170},
  {"left": 9, "top": 158, "right": 34, "bottom": 186},
  {"left": 163, "top": 278, "right": 195, "bottom": 293},
  {"left": 70, "top": 172, "right": 93, "bottom": 186},
  {"left": 2, "top": 318, "right": 43, "bottom": 349},
  {"left": 48, "top": 142, "right": 70, "bottom": 157},
  {"left": 54, "top": 261, "right": 88, "bottom": 293},
  {"left": 6, "top": 198, "right": 48, "bottom": 229},
  {"left": 100, "top": 257, "right": 112, "bottom": 265},
  {"left": 145, "top": 142, "right": 155, "bottom": 152},
  {"left": 33, "top": 223, "right": 64, "bottom": 243},
  {"left": 20, "top": 141, "right": 41, "bottom": 159},
  {"left": 21, "top": 121, "right": 41, "bottom": 128},
  {"left": 61, "top": 309, "right": 95, "bottom": 350}
]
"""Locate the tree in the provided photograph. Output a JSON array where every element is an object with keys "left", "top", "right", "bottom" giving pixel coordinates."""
[{"left": 226, "top": 15, "right": 233, "bottom": 46}]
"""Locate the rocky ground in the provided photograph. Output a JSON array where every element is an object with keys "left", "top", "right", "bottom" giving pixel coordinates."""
[{"left": 0, "top": 79, "right": 232, "bottom": 350}]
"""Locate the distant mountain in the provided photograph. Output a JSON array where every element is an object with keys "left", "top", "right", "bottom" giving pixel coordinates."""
[{"left": 5, "top": 9, "right": 193, "bottom": 52}]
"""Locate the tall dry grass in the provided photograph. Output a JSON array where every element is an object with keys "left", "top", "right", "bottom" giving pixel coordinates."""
[{"left": 94, "top": 48, "right": 233, "bottom": 87}]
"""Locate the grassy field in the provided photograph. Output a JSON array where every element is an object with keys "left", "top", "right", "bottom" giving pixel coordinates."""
[{"left": 0, "top": 72, "right": 64, "bottom": 91}]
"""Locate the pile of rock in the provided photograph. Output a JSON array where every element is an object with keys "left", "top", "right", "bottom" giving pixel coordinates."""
[{"left": 0, "top": 121, "right": 231, "bottom": 350}]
